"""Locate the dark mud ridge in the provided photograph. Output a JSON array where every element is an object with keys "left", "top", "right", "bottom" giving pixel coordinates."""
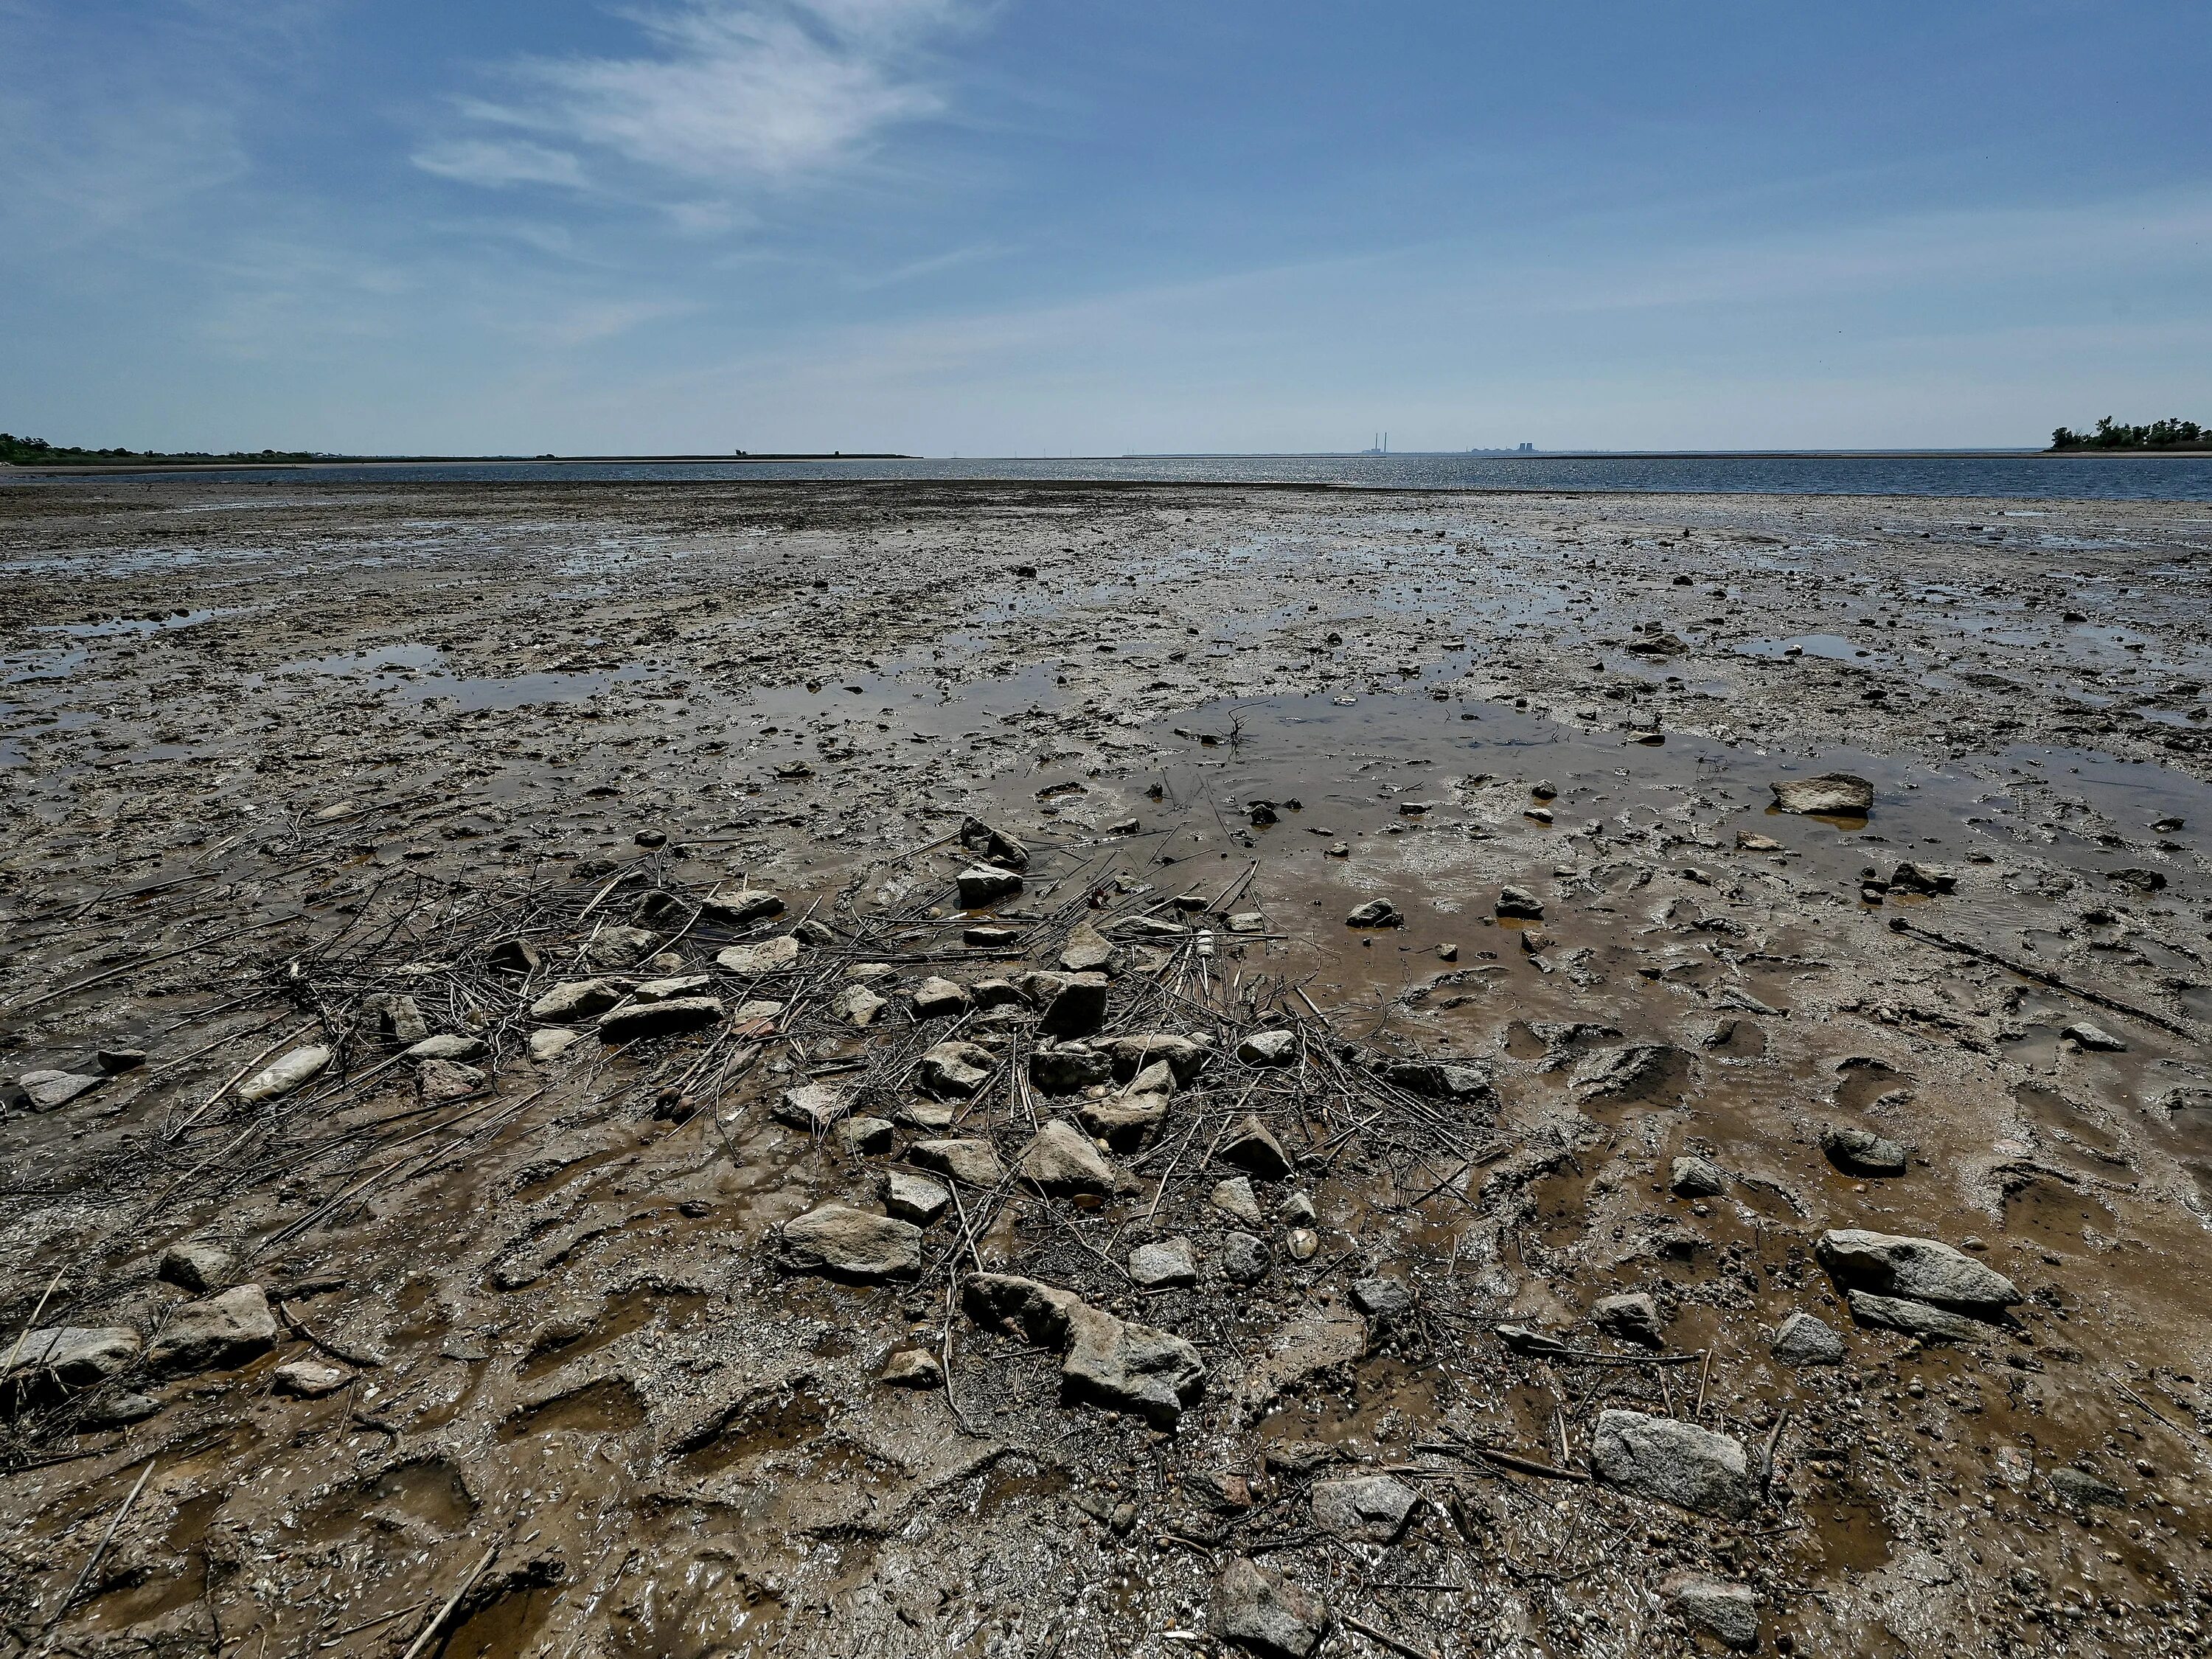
[{"left": 2, "top": 477, "right": 2211, "bottom": 1658}]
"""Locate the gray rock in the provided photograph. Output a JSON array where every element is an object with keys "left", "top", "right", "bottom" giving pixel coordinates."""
[
  {"left": 272, "top": 1360, "right": 351, "bottom": 1398},
  {"left": 1590, "top": 1408, "right": 1756, "bottom": 1519},
  {"left": 1310, "top": 1474, "right": 1419, "bottom": 1542},
  {"left": 527, "top": 1029, "right": 582, "bottom": 1062},
  {"left": 1346, "top": 897, "right": 1402, "bottom": 928},
  {"left": 774, "top": 1082, "right": 849, "bottom": 1133},
  {"left": 715, "top": 935, "right": 802, "bottom": 975},
  {"left": 599, "top": 995, "right": 722, "bottom": 1043},
  {"left": 2062, "top": 1020, "right": 2127, "bottom": 1052},
  {"left": 1030, "top": 1043, "right": 1112, "bottom": 1093},
  {"left": 405, "top": 1033, "right": 487, "bottom": 1062},
  {"left": 2, "top": 1326, "right": 142, "bottom": 1405},
  {"left": 918, "top": 1040, "right": 995, "bottom": 1097},
  {"left": 911, "top": 975, "right": 971, "bottom": 1018},
  {"left": 883, "top": 1170, "right": 951, "bottom": 1224},
  {"left": 1373, "top": 1059, "right": 1498, "bottom": 1110},
  {"left": 147, "top": 1284, "right": 278, "bottom": 1374},
  {"left": 1212, "top": 1557, "right": 1327, "bottom": 1659},
  {"left": 833, "top": 1116, "right": 895, "bottom": 1155},
  {"left": 1670, "top": 1155, "right": 1728, "bottom": 1197},
  {"left": 584, "top": 925, "right": 661, "bottom": 968},
  {"left": 1593, "top": 1291, "right": 1663, "bottom": 1348},
  {"left": 880, "top": 1348, "right": 944, "bottom": 1389},
  {"left": 1017, "top": 1119, "right": 1119, "bottom": 1197},
  {"left": 1279, "top": 1189, "right": 1315, "bottom": 1225},
  {"left": 1038, "top": 973, "right": 1110, "bottom": 1038},
  {"left": 1059, "top": 922, "right": 1116, "bottom": 973},
  {"left": 778, "top": 1206, "right": 922, "bottom": 1281},
  {"left": 959, "top": 815, "right": 1030, "bottom": 870},
  {"left": 1820, "top": 1123, "right": 1907, "bottom": 1176},
  {"left": 159, "top": 1241, "right": 233, "bottom": 1294},
  {"left": 417, "top": 1058, "right": 484, "bottom": 1101},
  {"left": 1220, "top": 1115, "right": 1293, "bottom": 1179},
  {"left": 1770, "top": 772, "right": 1874, "bottom": 815},
  {"left": 1846, "top": 1290, "right": 1991, "bottom": 1343},
  {"left": 1889, "top": 861, "right": 1956, "bottom": 896},
  {"left": 1079, "top": 1091, "right": 1169, "bottom": 1150},
  {"left": 1130, "top": 1237, "right": 1197, "bottom": 1288},
  {"left": 365, "top": 992, "right": 431, "bottom": 1046},
  {"left": 1815, "top": 1228, "right": 2021, "bottom": 1310},
  {"left": 96, "top": 1048, "right": 147, "bottom": 1074},
  {"left": 963, "top": 1273, "right": 1206, "bottom": 1425},
  {"left": 1211, "top": 1176, "right": 1262, "bottom": 1225},
  {"left": 237, "top": 1046, "right": 331, "bottom": 1104},
  {"left": 956, "top": 863, "right": 1024, "bottom": 905},
  {"left": 1495, "top": 884, "right": 1545, "bottom": 919},
  {"left": 1351, "top": 1276, "right": 1414, "bottom": 1320},
  {"left": 1225, "top": 911, "right": 1266, "bottom": 934},
  {"left": 969, "top": 977, "right": 1029, "bottom": 1009},
  {"left": 529, "top": 979, "right": 625, "bottom": 1022},
  {"left": 1771, "top": 1310, "right": 1846, "bottom": 1366},
  {"left": 840, "top": 984, "right": 888, "bottom": 1026},
  {"left": 912, "top": 1138, "right": 1008, "bottom": 1186},
  {"left": 1236, "top": 1029, "right": 1299, "bottom": 1067},
  {"left": 1217, "top": 1231, "right": 1271, "bottom": 1285},
  {"left": 1105, "top": 1033, "right": 1214, "bottom": 1082},
  {"left": 631, "top": 973, "right": 713, "bottom": 1003},
  {"left": 1664, "top": 1576, "right": 1760, "bottom": 1650},
  {"left": 2048, "top": 1466, "right": 2127, "bottom": 1509},
  {"left": 80, "top": 1391, "right": 161, "bottom": 1427},
  {"left": 701, "top": 891, "right": 785, "bottom": 925},
  {"left": 18, "top": 1070, "right": 104, "bottom": 1111}
]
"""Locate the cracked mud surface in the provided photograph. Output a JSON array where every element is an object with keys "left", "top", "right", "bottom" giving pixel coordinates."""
[{"left": 3, "top": 476, "right": 2211, "bottom": 1658}]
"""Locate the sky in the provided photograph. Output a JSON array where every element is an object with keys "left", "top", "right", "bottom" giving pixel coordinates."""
[{"left": 3, "top": 0, "right": 2209, "bottom": 456}]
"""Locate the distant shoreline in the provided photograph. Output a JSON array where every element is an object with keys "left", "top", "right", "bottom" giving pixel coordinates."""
[{"left": 0, "top": 451, "right": 911, "bottom": 477}]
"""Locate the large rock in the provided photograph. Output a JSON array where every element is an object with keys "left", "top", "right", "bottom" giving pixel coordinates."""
[
  {"left": 963, "top": 1273, "right": 1205, "bottom": 1425},
  {"left": 911, "top": 976, "right": 971, "bottom": 1018},
  {"left": 1351, "top": 1276, "right": 1415, "bottom": 1320},
  {"left": 584, "top": 925, "right": 660, "bottom": 968},
  {"left": 1346, "top": 898, "right": 1402, "bottom": 928},
  {"left": 159, "top": 1241, "right": 234, "bottom": 1293},
  {"left": 778, "top": 1206, "right": 922, "bottom": 1281},
  {"left": 530, "top": 979, "right": 625, "bottom": 1022},
  {"left": 912, "top": 1138, "right": 1008, "bottom": 1187},
  {"left": 957, "top": 863, "right": 1024, "bottom": 905},
  {"left": 1079, "top": 1091, "right": 1169, "bottom": 1150},
  {"left": 918, "top": 1040, "right": 996, "bottom": 1097},
  {"left": 1495, "top": 885, "right": 1545, "bottom": 920},
  {"left": 237, "top": 1046, "right": 330, "bottom": 1104},
  {"left": 1590, "top": 1409, "right": 1756, "bottom": 1520},
  {"left": 1820, "top": 1124, "right": 1907, "bottom": 1176},
  {"left": 1105, "top": 1033, "right": 1214, "bottom": 1083},
  {"left": 1815, "top": 1228, "right": 2020, "bottom": 1310},
  {"left": 1030, "top": 1043, "right": 1112, "bottom": 1093},
  {"left": 1593, "top": 1291, "right": 1663, "bottom": 1348},
  {"left": 1212, "top": 1557, "right": 1327, "bottom": 1659},
  {"left": 883, "top": 1171, "right": 951, "bottom": 1224},
  {"left": 1310, "top": 1474, "right": 1419, "bottom": 1542},
  {"left": 1038, "top": 973, "right": 1109, "bottom": 1039},
  {"left": 1771, "top": 1310, "right": 1847, "bottom": 1366},
  {"left": 959, "top": 815, "right": 1030, "bottom": 870},
  {"left": 1236, "top": 1030, "right": 1298, "bottom": 1068},
  {"left": 1059, "top": 922, "right": 1116, "bottom": 974},
  {"left": 1664, "top": 1576, "right": 1760, "bottom": 1651},
  {"left": 18, "top": 1071, "right": 104, "bottom": 1111},
  {"left": 3, "top": 1326, "right": 142, "bottom": 1408},
  {"left": 1017, "top": 1119, "right": 1119, "bottom": 1197},
  {"left": 775, "top": 1083, "right": 850, "bottom": 1133},
  {"left": 1846, "top": 1290, "right": 1991, "bottom": 1343},
  {"left": 1671, "top": 1155, "right": 1728, "bottom": 1197},
  {"left": 147, "top": 1285, "right": 278, "bottom": 1374},
  {"left": 1770, "top": 773, "right": 1874, "bottom": 816},
  {"left": 715, "top": 935, "right": 801, "bottom": 975},
  {"left": 599, "top": 995, "right": 723, "bottom": 1043}
]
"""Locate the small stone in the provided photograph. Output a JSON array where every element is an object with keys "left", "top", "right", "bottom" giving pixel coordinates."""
[
  {"left": 1236, "top": 1029, "right": 1298, "bottom": 1067},
  {"left": 834, "top": 1116, "right": 895, "bottom": 1155},
  {"left": 631, "top": 974, "right": 712, "bottom": 1003},
  {"left": 529, "top": 980, "right": 625, "bottom": 1022},
  {"left": 159, "top": 1242, "right": 234, "bottom": 1293},
  {"left": 237, "top": 1046, "right": 330, "bottom": 1104},
  {"left": 1374, "top": 1059, "right": 1498, "bottom": 1109},
  {"left": 880, "top": 1348, "right": 943, "bottom": 1389},
  {"left": 272, "top": 1360, "right": 351, "bottom": 1398},
  {"left": 2048, "top": 1466, "right": 2127, "bottom": 1509},
  {"left": 1495, "top": 885, "right": 1544, "bottom": 919},
  {"left": 1590, "top": 1408, "right": 1756, "bottom": 1520},
  {"left": 528, "top": 1029, "right": 581, "bottom": 1062},
  {"left": 1771, "top": 1310, "right": 1847, "bottom": 1366},
  {"left": 147, "top": 1284, "right": 278, "bottom": 1374},
  {"left": 1105, "top": 1032, "right": 1214, "bottom": 1082},
  {"left": 918, "top": 1040, "right": 996, "bottom": 1096},
  {"left": 970, "top": 977, "right": 1028, "bottom": 1009},
  {"left": 912, "top": 1138, "right": 1008, "bottom": 1186},
  {"left": 1531, "top": 779, "right": 1557, "bottom": 799},
  {"left": 1105, "top": 816, "right": 1139, "bottom": 835},
  {"left": 1352, "top": 1277, "right": 1414, "bottom": 1319},
  {"left": 702, "top": 891, "right": 785, "bottom": 925},
  {"left": 1663, "top": 1576, "right": 1760, "bottom": 1651},
  {"left": 1060, "top": 922, "right": 1117, "bottom": 973},
  {"left": 1218, "top": 1231, "right": 1272, "bottom": 1284},
  {"left": 17, "top": 1070, "right": 103, "bottom": 1111},
  {"left": 1735, "top": 830, "right": 1784, "bottom": 852},
  {"left": 1670, "top": 1155, "right": 1728, "bottom": 1197},
  {"left": 1038, "top": 973, "right": 1110, "bottom": 1039},
  {"left": 1436, "top": 942, "right": 1458, "bottom": 961},
  {"left": 405, "top": 1033, "right": 487, "bottom": 1062},
  {"left": 957, "top": 863, "right": 1024, "bottom": 906},
  {"left": 1225, "top": 911, "right": 1266, "bottom": 934},
  {"left": 599, "top": 996, "right": 722, "bottom": 1043},
  {"left": 1284, "top": 1228, "right": 1319, "bottom": 1262},
  {"left": 964, "top": 924, "right": 1020, "bottom": 947},
  {"left": 2062, "top": 1020, "right": 2126, "bottom": 1052},
  {"left": 774, "top": 1082, "right": 849, "bottom": 1133},
  {"left": 1593, "top": 1291, "right": 1663, "bottom": 1348},
  {"left": 911, "top": 975, "right": 972, "bottom": 1018},
  {"left": 1030, "top": 1043, "right": 1113, "bottom": 1093},
  {"left": 1078, "top": 1092, "right": 1169, "bottom": 1149},
  {"left": 1211, "top": 1175, "right": 1262, "bottom": 1225},
  {"left": 80, "top": 1391, "right": 161, "bottom": 1427},
  {"left": 715, "top": 935, "right": 802, "bottom": 975},
  {"left": 1279, "top": 1190, "right": 1316, "bottom": 1225},
  {"left": 1820, "top": 1123, "right": 1907, "bottom": 1177},
  {"left": 1310, "top": 1473, "right": 1419, "bottom": 1542},
  {"left": 959, "top": 815, "right": 1031, "bottom": 869},
  {"left": 1212, "top": 1557, "right": 1327, "bottom": 1659},
  {"left": 1016, "top": 1119, "right": 1119, "bottom": 1197},
  {"left": 732, "top": 999, "right": 785, "bottom": 1025},
  {"left": 95, "top": 1048, "right": 147, "bottom": 1074},
  {"left": 961, "top": 1272, "right": 1206, "bottom": 1424},
  {"left": 1346, "top": 897, "right": 1401, "bottom": 928},
  {"left": 415, "top": 1058, "right": 484, "bottom": 1101},
  {"left": 1219, "top": 1115, "right": 1293, "bottom": 1179},
  {"left": 1770, "top": 772, "right": 1874, "bottom": 816},
  {"left": 883, "top": 1170, "right": 951, "bottom": 1224},
  {"left": 3, "top": 1327, "right": 142, "bottom": 1405},
  {"left": 1129, "top": 1237, "right": 1197, "bottom": 1288},
  {"left": 778, "top": 1205, "right": 922, "bottom": 1280},
  {"left": 583, "top": 925, "right": 661, "bottom": 969},
  {"left": 840, "top": 984, "right": 888, "bottom": 1026}
]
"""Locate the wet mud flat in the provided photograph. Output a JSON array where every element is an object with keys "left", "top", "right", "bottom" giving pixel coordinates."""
[{"left": 1, "top": 476, "right": 2211, "bottom": 1659}]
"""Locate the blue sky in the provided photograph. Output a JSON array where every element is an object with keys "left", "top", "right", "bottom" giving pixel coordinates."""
[{"left": 4, "top": 1, "right": 2208, "bottom": 455}]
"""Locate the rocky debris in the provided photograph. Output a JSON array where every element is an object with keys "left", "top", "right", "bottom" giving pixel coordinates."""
[
  {"left": 405, "top": 1033, "right": 487, "bottom": 1061},
  {"left": 1211, "top": 1177, "right": 1262, "bottom": 1225},
  {"left": 1663, "top": 1576, "right": 1760, "bottom": 1650},
  {"left": 1591, "top": 1408, "right": 1757, "bottom": 1520},
  {"left": 1846, "top": 1291, "right": 1992, "bottom": 1343},
  {"left": 1016, "top": 1119, "right": 1119, "bottom": 1197},
  {"left": 1106, "top": 1032, "right": 1214, "bottom": 1082},
  {"left": 1236, "top": 1029, "right": 1298, "bottom": 1067},
  {"left": 1351, "top": 1276, "right": 1414, "bottom": 1320},
  {"left": 1373, "top": 1058, "right": 1498, "bottom": 1110},
  {"left": 777, "top": 1206, "right": 922, "bottom": 1281},
  {"left": 417, "top": 1058, "right": 484, "bottom": 1101},
  {"left": 159, "top": 1240, "right": 234, "bottom": 1293},
  {"left": 1593, "top": 1291, "right": 1664, "bottom": 1347},
  {"left": 957, "top": 863, "right": 1024, "bottom": 906},
  {"left": 960, "top": 815, "right": 1030, "bottom": 869},
  {"left": 2, "top": 1326, "right": 142, "bottom": 1409},
  {"left": 882, "top": 1170, "right": 950, "bottom": 1223},
  {"left": 913, "top": 1138, "right": 1008, "bottom": 1186},
  {"left": 911, "top": 975, "right": 971, "bottom": 1018},
  {"left": 1310, "top": 1473, "right": 1420, "bottom": 1542},
  {"left": 272, "top": 1360, "right": 352, "bottom": 1398},
  {"left": 1031, "top": 1043, "right": 1113, "bottom": 1093},
  {"left": 1219, "top": 1115, "right": 1293, "bottom": 1178},
  {"left": 1346, "top": 897, "right": 1402, "bottom": 928},
  {"left": 1820, "top": 1123, "right": 1907, "bottom": 1176},
  {"left": 834, "top": 1116, "right": 894, "bottom": 1155},
  {"left": 839, "top": 984, "right": 887, "bottom": 1026},
  {"left": 702, "top": 891, "right": 784, "bottom": 925},
  {"left": 1670, "top": 1154, "right": 1728, "bottom": 1197},
  {"left": 599, "top": 995, "right": 722, "bottom": 1043},
  {"left": 1212, "top": 1557, "right": 1327, "bottom": 1659},
  {"left": 147, "top": 1284, "right": 278, "bottom": 1374},
  {"left": 17, "top": 1070, "right": 104, "bottom": 1111},
  {"left": 1129, "top": 1237, "right": 1197, "bottom": 1287},
  {"left": 529, "top": 979, "right": 625, "bottom": 1022},
  {"left": 775, "top": 1083, "right": 850, "bottom": 1133},
  {"left": 880, "top": 1348, "right": 944, "bottom": 1389},
  {"left": 1815, "top": 1228, "right": 2022, "bottom": 1310},
  {"left": 917, "top": 1040, "right": 996, "bottom": 1096},
  {"left": 1037, "top": 973, "right": 1110, "bottom": 1038},
  {"left": 2062, "top": 1020, "right": 2127, "bottom": 1051},
  {"left": 1217, "top": 1231, "right": 1271, "bottom": 1285},
  {"left": 1496, "top": 884, "right": 1545, "bottom": 919},
  {"left": 1770, "top": 772, "right": 1874, "bottom": 815},
  {"left": 716, "top": 935, "right": 802, "bottom": 975},
  {"left": 1771, "top": 1310, "right": 1847, "bottom": 1366},
  {"left": 237, "top": 1046, "right": 330, "bottom": 1104},
  {"left": 1060, "top": 922, "right": 1116, "bottom": 973},
  {"left": 962, "top": 1273, "right": 1206, "bottom": 1425}
]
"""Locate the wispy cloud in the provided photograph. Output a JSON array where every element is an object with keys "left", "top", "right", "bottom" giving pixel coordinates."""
[{"left": 421, "top": 0, "right": 970, "bottom": 197}]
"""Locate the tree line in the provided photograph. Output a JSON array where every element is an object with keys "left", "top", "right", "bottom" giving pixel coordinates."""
[
  {"left": 2048, "top": 417, "right": 2208, "bottom": 451},
  {"left": 1, "top": 433, "right": 326, "bottom": 466}
]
